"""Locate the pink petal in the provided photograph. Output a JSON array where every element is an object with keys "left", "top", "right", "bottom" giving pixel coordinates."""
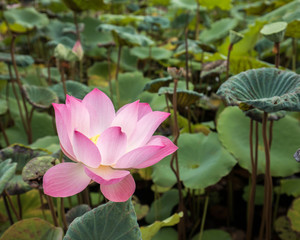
[
  {"left": 43, "top": 162, "right": 90, "bottom": 197},
  {"left": 111, "top": 101, "right": 139, "bottom": 138},
  {"left": 136, "top": 136, "right": 178, "bottom": 168},
  {"left": 84, "top": 166, "right": 130, "bottom": 185},
  {"left": 127, "top": 111, "right": 170, "bottom": 150},
  {"left": 96, "top": 127, "right": 127, "bottom": 165},
  {"left": 100, "top": 174, "right": 135, "bottom": 202},
  {"left": 66, "top": 95, "right": 90, "bottom": 137},
  {"left": 82, "top": 89, "right": 115, "bottom": 136},
  {"left": 73, "top": 131, "right": 101, "bottom": 168},
  {"left": 138, "top": 103, "right": 152, "bottom": 120},
  {"left": 53, "top": 103, "right": 75, "bottom": 159}
]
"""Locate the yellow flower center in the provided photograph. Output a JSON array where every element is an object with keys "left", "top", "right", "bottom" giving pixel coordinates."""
[{"left": 90, "top": 134, "right": 100, "bottom": 144}]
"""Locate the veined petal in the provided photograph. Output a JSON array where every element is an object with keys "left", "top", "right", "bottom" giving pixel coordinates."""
[
  {"left": 73, "top": 131, "right": 101, "bottom": 168},
  {"left": 96, "top": 127, "right": 127, "bottom": 165},
  {"left": 136, "top": 136, "right": 178, "bottom": 168},
  {"left": 82, "top": 89, "right": 115, "bottom": 136},
  {"left": 138, "top": 103, "right": 152, "bottom": 120},
  {"left": 127, "top": 111, "right": 170, "bottom": 150},
  {"left": 53, "top": 103, "right": 75, "bottom": 159},
  {"left": 66, "top": 95, "right": 90, "bottom": 138},
  {"left": 111, "top": 101, "right": 139, "bottom": 138},
  {"left": 84, "top": 166, "right": 130, "bottom": 185},
  {"left": 43, "top": 162, "right": 90, "bottom": 197},
  {"left": 100, "top": 174, "right": 135, "bottom": 202}
]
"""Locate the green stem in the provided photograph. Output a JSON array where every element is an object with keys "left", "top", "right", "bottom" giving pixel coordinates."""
[
  {"left": 60, "top": 198, "right": 68, "bottom": 232},
  {"left": 2, "top": 192, "right": 14, "bottom": 225},
  {"left": 79, "top": 60, "right": 83, "bottom": 83},
  {"left": 59, "top": 60, "right": 67, "bottom": 96},
  {"left": 38, "top": 189, "right": 47, "bottom": 220},
  {"left": 198, "top": 195, "right": 209, "bottom": 240},
  {"left": 275, "top": 42, "right": 280, "bottom": 68},
  {"left": 46, "top": 195, "right": 59, "bottom": 227},
  {"left": 184, "top": 28, "right": 189, "bottom": 90},
  {"left": 4, "top": 190, "right": 20, "bottom": 221},
  {"left": 226, "top": 43, "right": 233, "bottom": 80},
  {"left": 0, "top": 121, "right": 10, "bottom": 146},
  {"left": 107, "top": 47, "right": 114, "bottom": 103},
  {"left": 17, "top": 193, "right": 22, "bottom": 219}
]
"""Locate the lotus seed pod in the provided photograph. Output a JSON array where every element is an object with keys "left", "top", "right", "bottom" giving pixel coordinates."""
[
  {"left": 260, "top": 22, "right": 287, "bottom": 43},
  {"left": 229, "top": 30, "right": 244, "bottom": 45}
]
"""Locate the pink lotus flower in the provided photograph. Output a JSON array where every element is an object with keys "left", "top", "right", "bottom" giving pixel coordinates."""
[{"left": 43, "top": 89, "right": 177, "bottom": 202}]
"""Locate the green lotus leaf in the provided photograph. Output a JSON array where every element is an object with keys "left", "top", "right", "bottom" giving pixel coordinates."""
[
  {"left": 30, "top": 136, "right": 60, "bottom": 154},
  {"left": 152, "top": 228, "right": 177, "bottom": 240},
  {"left": 197, "top": 42, "right": 216, "bottom": 53},
  {"left": 260, "top": 22, "right": 287, "bottom": 43},
  {"left": 22, "top": 156, "right": 59, "bottom": 189},
  {"left": 98, "top": 24, "right": 154, "bottom": 47},
  {"left": 0, "top": 99, "right": 8, "bottom": 115},
  {"left": 0, "top": 53, "right": 34, "bottom": 67},
  {"left": 54, "top": 44, "right": 79, "bottom": 62},
  {"left": 143, "top": 76, "right": 173, "bottom": 93},
  {"left": 198, "top": 0, "right": 232, "bottom": 10},
  {"left": 145, "top": 189, "right": 179, "bottom": 223},
  {"left": 99, "top": 14, "right": 144, "bottom": 26},
  {"left": 130, "top": 47, "right": 172, "bottom": 60},
  {"left": 0, "top": 159, "right": 17, "bottom": 194},
  {"left": 174, "top": 39, "right": 203, "bottom": 58},
  {"left": 41, "top": 67, "right": 62, "bottom": 84},
  {"left": 142, "top": 16, "right": 170, "bottom": 30},
  {"left": 277, "top": 179, "right": 300, "bottom": 197},
  {"left": 50, "top": 80, "right": 91, "bottom": 102},
  {"left": 152, "top": 133, "right": 237, "bottom": 189},
  {"left": 243, "top": 184, "right": 264, "bottom": 205},
  {"left": 285, "top": 20, "right": 300, "bottom": 38},
  {"left": 3, "top": 7, "right": 49, "bottom": 33},
  {"left": 274, "top": 216, "right": 299, "bottom": 240},
  {"left": 288, "top": 198, "right": 300, "bottom": 233},
  {"left": 217, "top": 68, "right": 300, "bottom": 113},
  {"left": 64, "top": 200, "right": 141, "bottom": 240},
  {"left": 171, "top": 0, "right": 197, "bottom": 10},
  {"left": 23, "top": 85, "right": 58, "bottom": 110},
  {"left": 158, "top": 87, "right": 203, "bottom": 106},
  {"left": 62, "top": 0, "right": 105, "bottom": 12},
  {"left": 200, "top": 60, "right": 226, "bottom": 78},
  {"left": 110, "top": 46, "right": 138, "bottom": 72},
  {"left": 199, "top": 18, "right": 239, "bottom": 43},
  {"left": 217, "top": 107, "right": 300, "bottom": 176},
  {"left": 141, "top": 212, "right": 183, "bottom": 240},
  {"left": 0, "top": 218, "right": 63, "bottom": 240},
  {"left": 0, "top": 144, "right": 48, "bottom": 195},
  {"left": 66, "top": 204, "right": 91, "bottom": 226},
  {"left": 133, "top": 202, "right": 149, "bottom": 220}
]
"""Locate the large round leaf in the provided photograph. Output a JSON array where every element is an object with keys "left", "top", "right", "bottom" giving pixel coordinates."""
[
  {"left": 217, "top": 68, "right": 300, "bottom": 113},
  {"left": 62, "top": 0, "right": 105, "bottom": 12},
  {"left": 0, "top": 53, "right": 34, "bottom": 67},
  {"left": 143, "top": 76, "right": 173, "bottom": 93},
  {"left": 3, "top": 7, "right": 49, "bottom": 33},
  {"left": 0, "top": 218, "right": 63, "bottom": 240},
  {"left": 0, "top": 159, "right": 17, "bottom": 194},
  {"left": 130, "top": 47, "right": 172, "bottom": 60},
  {"left": 64, "top": 199, "right": 141, "bottom": 240},
  {"left": 152, "top": 133, "right": 237, "bottom": 189},
  {"left": 217, "top": 107, "right": 300, "bottom": 176},
  {"left": 23, "top": 85, "right": 58, "bottom": 110}
]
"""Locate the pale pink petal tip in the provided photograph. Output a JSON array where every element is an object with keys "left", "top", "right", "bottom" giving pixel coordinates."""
[
  {"left": 43, "top": 162, "right": 90, "bottom": 197},
  {"left": 100, "top": 174, "right": 136, "bottom": 202}
]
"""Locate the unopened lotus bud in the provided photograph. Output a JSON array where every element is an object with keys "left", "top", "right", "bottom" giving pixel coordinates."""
[{"left": 72, "top": 40, "right": 84, "bottom": 61}]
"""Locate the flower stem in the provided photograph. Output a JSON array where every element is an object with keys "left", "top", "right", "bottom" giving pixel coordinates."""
[
  {"left": 107, "top": 47, "right": 114, "bottom": 103},
  {"left": 38, "top": 189, "right": 47, "bottom": 220},
  {"left": 59, "top": 60, "right": 67, "bottom": 96},
  {"left": 4, "top": 190, "right": 20, "bottom": 221},
  {"left": 275, "top": 42, "right": 280, "bottom": 68},
  {"left": 17, "top": 193, "right": 22, "bottom": 219},
  {"left": 2, "top": 192, "right": 14, "bottom": 225},
  {"left": 115, "top": 45, "right": 122, "bottom": 109},
  {"left": 0, "top": 121, "right": 10, "bottom": 146},
  {"left": 60, "top": 198, "right": 68, "bottom": 232},
  {"left": 184, "top": 28, "right": 190, "bottom": 90},
  {"left": 226, "top": 43, "right": 233, "bottom": 80},
  {"left": 198, "top": 195, "right": 209, "bottom": 240},
  {"left": 46, "top": 195, "right": 59, "bottom": 227}
]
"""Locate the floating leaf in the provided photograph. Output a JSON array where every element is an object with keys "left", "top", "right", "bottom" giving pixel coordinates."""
[
  {"left": 50, "top": 80, "right": 91, "bottom": 102},
  {"left": 0, "top": 218, "right": 63, "bottom": 240},
  {"left": 288, "top": 198, "right": 300, "bottom": 233},
  {"left": 141, "top": 212, "right": 183, "bottom": 240},
  {"left": 199, "top": 18, "right": 238, "bottom": 44},
  {"left": 145, "top": 189, "right": 179, "bottom": 223},
  {"left": 143, "top": 76, "right": 173, "bottom": 93},
  {"left": 133, "top": 202, "right": 149, "bottom": 220},
  {"left": 0, "top": 159, "right": 17, "bottom": 194},
  {"left": 0, "top": 53, "right": 34, "bottom": 67},
  {"left": 22, "top": 156, "right": 59, "bottom": 189},
  {"left": 217, "top": 107, "right": 300, "bottom": 176},
  {"left": 3, "top": 7, "right": 49, "bottom": 33},
  {"left": 23, "top": 85, "right": 58, "bottom": 110},
  {"left": 152, "top": 133, "right": 237, "bottom": 189},
  {"left": 66, "top": 204, "right": 91, "bottom": 226},
  {"left": 158, "top": 87, "right": 203, "bottom": 106},
  {"left": 130, "top": 47, "right": 172, "bottom": 60},
  {"left": 274, "top": 216, "right": 299, "bottom": 240},
  {"left": 217, "top": 68, "right": 300, "bottom": 113},
  {"left": 64, "top": 199, "right": 141, "bottom": 240},
  {"left": 277, "top": 179, "right": 300, "bottom": 197}
]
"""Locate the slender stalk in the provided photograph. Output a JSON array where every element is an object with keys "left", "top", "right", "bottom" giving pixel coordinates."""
[
  {"left": 38, "top": 189, "right": 47, "bottom": 220},
  {"left": 187, "top": 106, "right": 192, "bottom": 133},
  {"left": 198, "top": 195, "right": 209, "bottom": 240},
  {"left": 227, "top": 172, "right": 233, "bottom": 226},
  {"left": 59, "top": 61, "right": 67, "bottom": 96},
  {"left": 46, "top": 195, "right": 59, "bottom": 227},
  {"left": 0, "top": 121, "right": 10, "bottom": 146},
  {"left": 226, "top": 43, "right": 233, "bottom": 80},
  {"left": 269, "top": 120, "right": 273, "bottom": 148},
  {"left": 115, "top": 45, "right": 122, "bottom": 108},
  {"left": 82, "top": 188, "right": 91, "bottom": 206},
  {"left": 4, "top": 190, "right": 20, "bottom": 221},
  {"left": 73, "top": 11, "right": 81, "bottom": 42},
  {"left": 47, "top": 57, "right": 53, "bottom": 85},
  {"left": 195, "top": 1, "right": 200, "bottom": 40},
  {"left": 274, "top": 42, "right": 280, "bottom": 68},
  {"left": 184, "top": 28, "right": 189, "bottom": 90},
  {"left": 107, "top": 47, "right": 114, "bottom": 103},
  {"left": 170, "top": 78, "right": 186, "bottom": 240},
  {"left": 79, "top": 60, "right": 83, "bottom": 83},
  {"left": 2, "top": 192, "right": 14, "bottom": 225},
  {"left": 147, "top": 46, "right": 152, "bottom": 77},
  {"left": 261, "top": 112, "right": 272, "bottom": 240}
]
